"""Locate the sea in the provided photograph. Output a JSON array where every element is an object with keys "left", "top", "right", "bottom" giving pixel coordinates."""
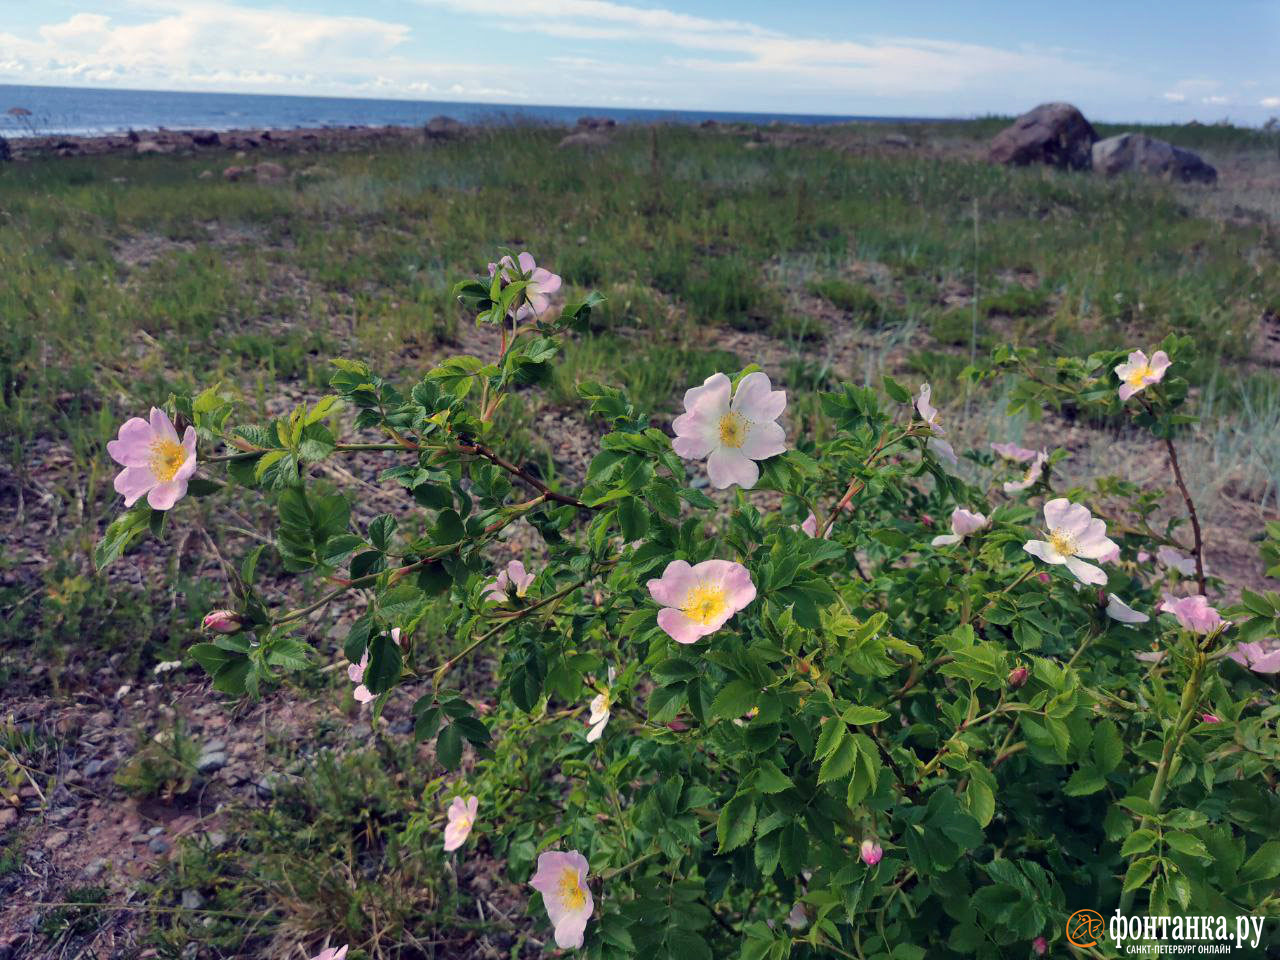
[{"left": 0, "top": 83, "right": 940, "bottom": 138}]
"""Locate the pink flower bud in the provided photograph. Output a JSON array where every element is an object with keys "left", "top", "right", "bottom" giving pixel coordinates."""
[
  {"left": 202, "top": 609, "right": 243, "bottom": 633},
  {"left": 1032, "top": 936, "right": 1047, "bottom": 956},
  {"left": 859, "top": 838, "right": 883, "bottom": 866},
  {"left": 1201, "top": 713, "right": 1220, "bottom": 723},
  {"left": 666, "top": 720, "right": 689, "bottom": 732},
  {"left": 1008, "top": 666, "right": 1029, "bottom": 689},
  {"left": 1037, "top": 573, "right": 1051, "bottom": 584}
]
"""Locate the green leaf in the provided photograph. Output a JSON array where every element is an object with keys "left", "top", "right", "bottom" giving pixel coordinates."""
[
  {"left": 1123, "top": 856, "right": 1158, "bottom": 893},
  {"left": 1092, "top": 718, "right": 1123, "bottom": 774},
  {"left": 710, "top": 678, "right": 759, "bottom": 721},
  {"left": 814, "top": 718, "right": 846, "bottom": 760},
  {"left": 753, "top": 760, "right": 794, "bottom": 794},
  {"left": 841, "top": 705, "right": 890, "bottom": 726},
  {"left": 617, "top": 496, "right": 649, "bottom": 541},
  {"left": 1063, "top": 766, "right": 1107, "bottom": 796},
  {"left": 1165, "top": 832, "right": 1210, "bottom": 860},
  {"left": 94, "top": 503, "right": 153, "bottom": 570},
  {"left": 364, "top": 632, "right": 403, "bottom": 695},
  {"left": 716, "top": 793, "right": 757, "bottom": 853},
  {"left": 819, "top": 734, "right": 858, "bottom": 783},
  {"left": 189, "top": 642, "right": 237, "bottom": 677},
  {"left": 1120, "top": 829, "right": 1157, "bottom": 856},
  {"left": 436, "top": 724, "right": 463, "bottom": 770},
  {"left": 1239, "top": 841, "right": 1280, "bottom": 884}
]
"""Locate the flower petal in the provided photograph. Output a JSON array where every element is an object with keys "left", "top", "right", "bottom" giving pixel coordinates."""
[
  {"left": 739, "top": 419, "right": 786, "bottom": 460},
  {"left": 107, "top": 417, "right": 156, "bottom": 467},
  {"left": 1064, "top": 555, "right": 1107, "bottom": 586},
  {"left": 147, "top": 479, "right": 187, "bottom": 511},
  {"left": 681, "top": 372, "right": 731, "bottom": 416},
  {"left": 1024, "top": 540, "right": 1066, "bottom": 565},
  {"left": 706, "top": 446, "right": 759, "bottom": 489},
  {"left": 647, "top": 560, "right": 696, "bottom": 608},
  {"left": 732, "top": 371, "right": 786, "bottom": 422},
  {"left": 657, "top": 607, "right": 710, "bottom": 644},
  {"left": 114, "top": 466, "right": 155, "bottom": 506}
]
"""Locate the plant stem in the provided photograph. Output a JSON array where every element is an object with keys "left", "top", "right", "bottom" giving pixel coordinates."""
[
  {"left": 456, "top": 441, "right": 595, "bottom": 511},
  {"left": 1118, "top": 645, "right": 1207, "bottom": 913}
]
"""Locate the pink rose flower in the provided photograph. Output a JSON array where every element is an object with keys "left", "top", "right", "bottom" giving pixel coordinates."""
[
  {"left": 202, "top": 609, "right": 244, "bottom": 633},
  {"left": 443, "top": 795, "right": 479, "bottom": 852},
  {"left": 1159, "top": 595, "right": 1224, "bottom": 634},
  {"left": 1137, "top": 549, "right": 1152, "bottom": 563},
  {"left": 798, "top": 511, "right": 831, "bottom": 538},
  {"left": 785, "top": 902, "right": 808, "bottom": 930},
  {"left": 1023, "top": 498, "right": 1117, "bottom": 586},
  {"left": 530, "top": 850, "right": 594, "bottom": 949},
  {"left": 859, "top": 838, "right": 883, "bottom": 866},
  {"left": 1114, "top": 349, "right": 1170, "bottom": 401},
  {"left": 1003, "top": 450, "right": 1048, "bottom": 494},
  {"left": 648, "top": 559, "right": 756, "bottom": 645},
  {"left": 1097, "top": 542, "right": 1121, "bottom": 565},
  {"left": 931, "top": 507, "right": 989, "bottom": 547},
  {"left": 107, "top": 407, "right": 198, "bottom": 511},
  {"left": 1032, "top": 936, "right": 1047, "bottom": 956},
  {"left": 990, "top": 441, "right": 1038, "bottom": 462},
  {"left": 489, "top": 252, "right": 562, "bottom": 321},
  {"left": 1226, "top": 641, "right": 1280, "bottom": 674},
  {"left": 586, "top": 666, "right": 615, "bottom": 742},
  {"left": 1201, "top": 713, "right": 1221, "bottom": 724},
  {"left": 485, "top": 560, "right": 535, "bottom": 602},
  {"left": 310, "top": 947, "right": 348, "bottom": 960},
  {"left": 915, "top": 383, "right": 958, "bottom": 468},
  {"left": 671, "top": 372, "right": 787, "bottom": 490},
  {"left": 1156, "top": 545, "right": 1196, "bottom": 576}
]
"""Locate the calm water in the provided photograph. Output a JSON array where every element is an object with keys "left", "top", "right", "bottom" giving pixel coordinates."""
[{"left": 0, "top": 84, "right": 940, "bottom": 138}]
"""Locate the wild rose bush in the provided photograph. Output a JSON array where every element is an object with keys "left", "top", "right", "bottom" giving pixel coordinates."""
[{"left": 97, "top": 254, "right": 1280, "bottom": 959}]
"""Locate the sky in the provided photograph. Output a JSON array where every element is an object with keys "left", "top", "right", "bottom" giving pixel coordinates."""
[{"left": 1, "top": 0, "right": 1278, "bottom": 123}]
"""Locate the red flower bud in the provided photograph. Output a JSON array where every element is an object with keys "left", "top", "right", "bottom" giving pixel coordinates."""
[
  {"left": 1008, "top": 665, "right": 1029, "bottom": 689},
  {"left": 1033, "top": 936, "right": 1047, "bottom": 956},
  {"left": 202, "top": 609, "right": 244, "bottom": 633}
]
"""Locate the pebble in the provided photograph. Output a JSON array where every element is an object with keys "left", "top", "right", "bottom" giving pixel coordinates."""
[
  {"left": 0, "top": 808, "right": 16, "bottom": 828},
  {"left": 205, "top": 830, "right": 228, "bottom": 850},
  {"left": 84, "top": 858, "right": 109, "bottom": 880},
  {"left": 83, "top": 758, "right": 114, "bottom": 777},
  {"left": 149, "top": 837, "right": 171, "bottom": 855},
  {"left": 132, "top": 833, "right": 150, "bottom": 844},
  {"left": 44, "top": 830, "right": 69, "bottom": 849},
  {"left": 148, "top": 826, "right": 166, "bottom": 837},
  {"left": 181, "top": 889, "right": 203, "bottom": 910},
  {"left": 196, "top": 751, "right": 228, "bottom": 773}
]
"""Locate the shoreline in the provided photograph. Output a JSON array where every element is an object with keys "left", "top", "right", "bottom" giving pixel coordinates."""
[{"left": 0, "top": 113, "right": 951, "bottom": 161}]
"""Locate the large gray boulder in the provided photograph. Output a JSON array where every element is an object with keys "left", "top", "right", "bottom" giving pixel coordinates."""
[
  {"left": 1091, "top": 133, "right": 1217, "bottom": 183},
  {"left": 988, "top": 102, "right": 1097, "bottom": 170}
]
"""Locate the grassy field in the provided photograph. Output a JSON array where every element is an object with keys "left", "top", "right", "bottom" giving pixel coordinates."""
[{"left": 1, "top": 118, "right": 1279, "bottom": 957}]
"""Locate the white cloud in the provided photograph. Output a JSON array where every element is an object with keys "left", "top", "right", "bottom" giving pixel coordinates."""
[
  {"left": 1162, "top": 92, "right": 1186, "bottom": 102},
  {"left": 0, "top": 1, "right": 509, "bottom": 100},
  {"left": 1201, "top": 95, "right": 1229, "bottom": 105},
  {"left": 1261, "top": 96, "right": 1280, "bottom": 109}
]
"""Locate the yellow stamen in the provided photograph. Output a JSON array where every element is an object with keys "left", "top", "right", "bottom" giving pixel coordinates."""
[
  {"left": 1048, "top": 529, "right": 1077, "bottom": 557},
  {"left": 717, "top": 412, "right": 748, "bottom": 448},
  {"left": 683, "top": 582, "right": 728, "bottom": 625},
  {"left": 1125, "top": 365, "right": 1152, "bottom": 387},
  {"left": 558, "top": 868, "right": 586, "bottom": 910},
  {"left": 149, "top": 438, "right": 187, "bottom": 483}
]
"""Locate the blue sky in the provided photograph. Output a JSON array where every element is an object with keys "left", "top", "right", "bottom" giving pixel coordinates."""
[{"left": 1, "top": 0, "right": 1277, "bottom": 122}]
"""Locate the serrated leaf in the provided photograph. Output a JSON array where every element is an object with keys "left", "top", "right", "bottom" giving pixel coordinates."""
[
  {"left": 841, "top": 705, "right": 890, "bottom": 726},
  {"left": 819, "top": 734, "right": 858, "bottom": 783},
  {"left": 716, "top": 792, "right": 757, "bottom": 853}
]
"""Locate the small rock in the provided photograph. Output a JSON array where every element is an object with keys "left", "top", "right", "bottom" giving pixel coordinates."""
[
  {"left": 253, "top": 775, "right": 278, "bottom": 799},
  {"left": 181, "top": 942, "right": 198, "bottom": 960},
  {"left": 203, "top": 739, "right": 227, "bottom": 753},
  {"left": 131, "top": 833, "right": 150, "bottom": 844},
  {"left": 84, "top": 858, "right": 109, "bottom": 880},
  {"left": 196, "top": 751, "right": 227, "bottom": 773},
  {"left": 425, "top": 115, "right": 465, "bottom": 140},
  {"left": 223, "top": 165, "right": 246, "bottom": 181},
  {"left": 254, "top": 161, "right": 287, "bottom": 183},
  {"left": 197, "top": 169, "right": 213, "bottom": 179},
  {"left": 83, "top": 758, "right": 113, "bottom": 777},
  {"left": 558, "top": 131, "right": 611, "bottom": 149},
  {"left": 149, "top": 837, "right": 171, "bottom": 855},
  {"left": 881, "top": 133, "right": 912, "bottom": 148},
  {"left": 148, "top": 825, "right": 166, "bottom": 837},
  {"left": 44, "top": 830, "right": 69, "bottom": 849},
  {"left": 181, "top": 889, "right": 203, "bottom": 910},
  {"left": 134, "top": 140, "right": 175, "bottom": 156},
  {"left": 0, "top": 808, "right": 16, "bottom": 828},
  {"left": 204, "top": 830, "right": 228, "bottom": 850}
]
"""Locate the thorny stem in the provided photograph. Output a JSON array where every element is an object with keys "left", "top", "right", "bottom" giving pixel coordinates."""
[
  {"left": 818, "top": 428, "right": 911, "bottom": 539},
  {"left": 456, "top": 441, "right": 596, "bottom": 511},
  {"left": 432, "top": 566, "right": 613, "bottom": 687},
  {"left": 1139, "top": 395, "right": 1206, "bottom": 594}
]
